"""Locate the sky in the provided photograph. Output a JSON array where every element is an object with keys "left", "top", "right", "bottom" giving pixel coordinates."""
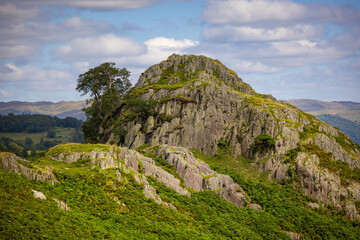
[{"left": 0, "top": 0, "right": 359, "bottom": 102}]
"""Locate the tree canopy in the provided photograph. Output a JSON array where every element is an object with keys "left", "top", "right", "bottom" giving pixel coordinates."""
[{"left": 76, "top": 62, "right": 131, "bottom": 142}]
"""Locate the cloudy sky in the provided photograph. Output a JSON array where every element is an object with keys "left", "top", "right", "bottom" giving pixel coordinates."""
[{"left": 0, "top": 0, "right": 359, "bottom": 102}]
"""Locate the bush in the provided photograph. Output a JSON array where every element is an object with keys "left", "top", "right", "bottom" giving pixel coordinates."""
[
  {"left": 124, "top": 98, "right": 158, "bottom": 121},
  {"left": 251, "top": 134, "right": 275, "bottom": 154},
  {"left": 47, "top": 130, "right": 56, "bottom": 138}
]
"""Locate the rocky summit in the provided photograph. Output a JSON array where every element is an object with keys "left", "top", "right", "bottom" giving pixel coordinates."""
[
  {"left": 1, "top": 54, "right": 360, "bottom": 239},
  {"left": 103, "top": 54, "right": 360, "bottom": 219}
]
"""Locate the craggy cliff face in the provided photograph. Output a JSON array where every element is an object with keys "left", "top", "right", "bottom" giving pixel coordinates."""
[{"left": 104, "top": 54, "right": 360, "bottom": 219}]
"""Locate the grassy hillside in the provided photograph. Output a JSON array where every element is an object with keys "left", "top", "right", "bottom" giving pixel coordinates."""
[
  {"left": 0, "top": 101, "right": 87, "bottom": 120},
  {"left": 0, "top": 127, "right": 82, "bottom": 145},
  {"left": 287, "top": 99, "right": 360, "bottom": 123},
  {"left": 1, "top": 144, "right": 360, "bottom": 239}
]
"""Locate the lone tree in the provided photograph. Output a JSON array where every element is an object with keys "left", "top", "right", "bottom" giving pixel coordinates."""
[{"left": 76, "top": 62, "right": 131, "bottom": 142}]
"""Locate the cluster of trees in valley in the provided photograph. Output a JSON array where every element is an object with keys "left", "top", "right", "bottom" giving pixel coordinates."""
[{"left": 0, "top": 114, "right": 83, "bottom": 157}]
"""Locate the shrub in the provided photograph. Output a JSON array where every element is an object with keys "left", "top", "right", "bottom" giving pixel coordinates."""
[
  {"left": 251, "top": 134, "right": 275, "bottom": 154},
  {"left": 124, "top": 98, "right": 158, "bottom": 121}
]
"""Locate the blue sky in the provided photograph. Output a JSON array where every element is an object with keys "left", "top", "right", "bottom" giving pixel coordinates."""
[{"left": 0, "top": 0, "right": 359, "bottom": 102}]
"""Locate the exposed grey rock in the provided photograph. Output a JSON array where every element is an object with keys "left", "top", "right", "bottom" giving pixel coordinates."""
[
  {"left": 319, "top": 123, "right": 339, "bottom": 137},
  {"left": 264, "top": 156, "right": 290, "bottom": 181},
  {"left": 155, "top": 145, "right": 250, "bottom": 207},
  {"left": 284, "top": 231, "right": 302, "bottom": 240},
  {"left": 53, "top": 198, "right": 70, "bottom": 211},
  {"left": 345, "top": 202, "right": 359, "bottom": 220},
  {"left": 115, "top": 170, "right": 122, "bottom": 182},
  {"left": 249, "top": 203, "right": 262, "bottom": 211},
  {"left": 308, "top": 202, "right": 320, "bottom": 209},
  {"left": 32, "top": 190, "right": 46, "bottom": 200},
  {"left": 313, "top": 133, "right": 358, "bottom": 168},
  {"left": 47, "top": 145, "right": 190, "bottom": 203},
  {"left": 101, "top": 54, "right": 360, "bottom": 219},
  {"left": 109, "top": 54, "right": 308, "bottom": 157},
  {"left": 1, "top": 152, "right": 57, "bottom": 183},
  {"left": 295, "top": 152, "right": 359, "bottom": 219},
  {"left": 141, "top": 174, "right": 177, "bottom": 210}
]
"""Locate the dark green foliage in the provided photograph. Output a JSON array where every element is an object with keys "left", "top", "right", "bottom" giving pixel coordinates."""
[
  {"left": 111, "top": 121, "right": 128, "bottom": 144},
  {"left": 251, "top": 134, "right": 275, "bottom": 154},
  {"left": 77, "top": 62, "right": 131, "bottom": 143},
  {"left": 217, "top": 139, "right": 230, "bottom": 150},
  {"left": 123, "top": 98, "right": 158, "bottom": 121},
  {"left": 159, "top": 113, "right": 172, "bottom": 122},
  {"left": 299, "top": 125, "right": 318, "bottom": 140},
  {"left": 24, "top": 137, "right": 34, "bottom": 150},
  {"left": 71, "top": 131, "right": 84, "bottom": 143},
  {"left": 47, "top": 130, "right": 56, "bottom": 138},
  {"left": 284, "top": 147, "right": 301, "bottom": 164},
  {"left": 0, "top": 137, "right": 24, "bottom": 156},
  {"left": 81, "top": 101, "right": 102, "bottom": 143},
  {"left": 318, "top": 114, "right": 360, "bottom": 144},
  {"left": 0, "top": 114, "right": 82, "bottom": 133}
]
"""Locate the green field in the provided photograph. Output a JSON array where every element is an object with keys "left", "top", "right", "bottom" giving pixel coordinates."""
[{"left": 0, "top": 127, "right": 81, "bottom": 145}]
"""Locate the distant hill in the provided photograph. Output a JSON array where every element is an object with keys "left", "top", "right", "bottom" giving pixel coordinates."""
[
  {"left": 0, "top": 101, "right": 86, "bottom": 120},
  {"left": 317, "top": 114, "right": 360, "bottom": 144},
  {"left": 286, "top": 99, "right": 360, "bottom": 123}
]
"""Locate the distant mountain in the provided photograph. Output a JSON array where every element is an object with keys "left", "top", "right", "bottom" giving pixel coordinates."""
[
  {"left": 286, "top": 99, "right": 360, "bottom": 123},
  {"left": 317, "top": 114, "right": 360, "bottom": 144},
  {"left": 0, "top": 101, "right": 86, "bottom": 120}
]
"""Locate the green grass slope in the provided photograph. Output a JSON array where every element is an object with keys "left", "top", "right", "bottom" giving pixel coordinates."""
[{"left": 1, "top": 144, "right": 359, "bottom": 239}]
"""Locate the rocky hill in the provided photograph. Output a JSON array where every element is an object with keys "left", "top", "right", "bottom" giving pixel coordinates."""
[
  {"left": 103, "top": 54, "right": 360, "bottom": 219},
  {"left": 1, "top": 54, "right": 360, "bottom": 239}
]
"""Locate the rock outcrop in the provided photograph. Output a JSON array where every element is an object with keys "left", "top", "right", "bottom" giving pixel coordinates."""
[
  {"left": 105, "top": 54, "right": 307, "bottom": 157},
  {"left": 102, "top": 54, "right": 360, "bottom": 219},
  {"left": 0, "top": 152, "right": 57, "bottom": 184},
  {"left": 46, "top": 144, "right": 254, "bottom": 208},
  {"left": 154, "top": 145, "right": 250, "bottom": 206}
]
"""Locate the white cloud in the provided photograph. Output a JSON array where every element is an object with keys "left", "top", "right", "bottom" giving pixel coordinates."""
[
  {"left": 0, "top": 89, "right": 13, "bottom": 98},
  {"left": 200, "top": 0, "right": 359, "bottom": 75},
  {"left": 145, "top": 37, "right": 199, "bottom": 50},
  {"left": 117, "top": 37, "right": 199, "bottom": 66},
  {"left": 0, "top": 16, "right": 116, "bottom": 61},
  {"left": 203, "top": 24, "right": 319, "bottom": 42},
  {"left": 203, "top": 0, "right": 306, "bottom": 24},
  {"left": 0, "top": 3, "right": 40, "bottom": 24},
  {"left": 235, "top": 61, "right": 282, "bottom": 73},
  {"left": 3, "top": 0, "right": 164, "bottom": 10},
  {"left": 102, "top": 37, "right": 200, "bottom": 81},
  {"left": 55, "top": 34, "right": 146, "bottom": 61},
  {"left": 270, "top": 40, "right": 344, "bottom": 58},
  {"left": 0, "top": 17, "right": 115, "bottom": 45},
  {"left": 0, "top": 64, "right": 72, "bottom": 90},
  {"left": 0, "top": 45, "right": 33, "bottom": 59},
  {"left": 203, "top": 0, "right": 360, "bottom": 24}
]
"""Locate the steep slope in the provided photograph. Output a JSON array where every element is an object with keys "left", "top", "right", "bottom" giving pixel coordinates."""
[
  {"left": 317, "top": 114, "right": 360, "bottom": 144},
  {"left": 2, "top": 144, "right": 360, "bottom": 239},
  {"left": 103, "top": 54, "right": 360, "bottom": 219}
]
